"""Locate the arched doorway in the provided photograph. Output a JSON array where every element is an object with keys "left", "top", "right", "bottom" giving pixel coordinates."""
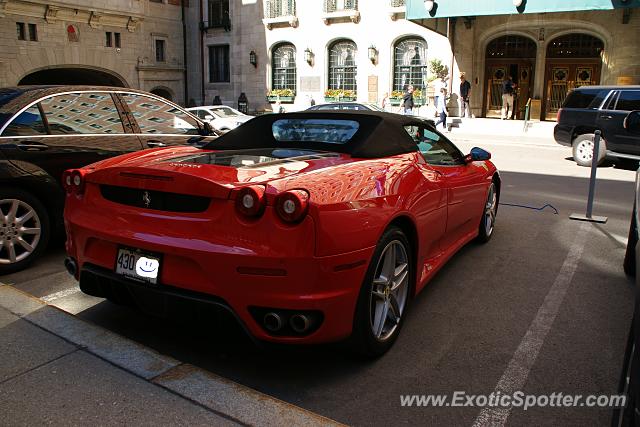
[
  {"left": 18, "top": 67, "right": 127, "bottom": 87},
  {"left": 483, "top": 35, "right": 537, "bottom": 119},
  {"left": 543, "top": 33, "right": 604, "bottom": 120},
  {"left": 150, "top": 87, "right": 173, "bottom": 101}
]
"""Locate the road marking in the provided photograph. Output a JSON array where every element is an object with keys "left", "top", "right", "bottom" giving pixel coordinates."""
[
  {"left": 472, "top": 221, "right": 590, "bottom": 426},
  {"left": 41, "top": 287, "right": 81, "bottom": 303}
]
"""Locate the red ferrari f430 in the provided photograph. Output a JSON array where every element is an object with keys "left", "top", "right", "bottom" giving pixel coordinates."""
[{"left": 64, "top": 111, "right": 499, "bottom": 357}]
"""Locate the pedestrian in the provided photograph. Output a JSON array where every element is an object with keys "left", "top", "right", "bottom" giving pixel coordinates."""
[
  {"left": 402, "top": 85, "right": 415, "bottom": 115},
  {"left": 459, "top": 72, "right": 471, "bottom": 118},
  {"left": 501, "top": 75, "right": 515, "bottom": 120},
  {"left": 435, "top": 87, "right": 448, "bottom": 131},
  {"left": 432, "top": 77, "right": 445, "bottom": 118},
  {"left": 381, "top": 92, "right": 390, "bottom": 111}
]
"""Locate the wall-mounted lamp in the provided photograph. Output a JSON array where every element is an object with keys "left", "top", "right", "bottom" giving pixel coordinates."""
[
  {"left": 513, "top": 0, "right": 523, "bottom": 6},
  {"left": 368, "top": 46, "right": 378, "bottom": 64},
  {"left": 249, "top": 50, "right": 257, "bottom": 68},
  {"left": 304, "top": 47, "right": 314, "bottom": 66},
  {"left": 424, "top": 0, "right": 435, "bottom": 12}
]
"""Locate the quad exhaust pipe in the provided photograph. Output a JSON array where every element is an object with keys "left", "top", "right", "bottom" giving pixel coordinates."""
[
  {"left": 289, "top": 314, "right": 311, "bottom": 333},
  {"left": 263, "top": 312, "right": 283, "bottom": 332},
  {"left": 64, "top": 257, "right": 77, "bottom": 277}
]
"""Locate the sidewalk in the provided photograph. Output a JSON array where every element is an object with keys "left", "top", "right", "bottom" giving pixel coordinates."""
[
  {"left": 0, "top": 285, "right": 342, "bottom": 427},
  {"left": 448, "top": 117, "right": 556, "bottom": 140}
]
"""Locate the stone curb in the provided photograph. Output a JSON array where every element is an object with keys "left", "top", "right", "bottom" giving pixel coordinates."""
[{"left": 0, "top": 284, "right": 343, "bottom": 427}]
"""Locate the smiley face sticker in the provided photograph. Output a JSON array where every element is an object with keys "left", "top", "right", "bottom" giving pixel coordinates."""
[{"left": 136, "top": 256, "right": 159, "bottom": 279}]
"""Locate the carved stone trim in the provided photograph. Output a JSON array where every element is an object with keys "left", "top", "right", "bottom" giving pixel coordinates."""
[
  {"left": 127, "top": 16, "right": 140, "bottom": 32},
  {"left": 45, "top": 5, "right": 60, "bottom": 24},
  {"left": 0, "top": 0, "right": 8, "bottom": 18},
  {"left": 89, "top": 11, "right": 101, "bottom": 29}
]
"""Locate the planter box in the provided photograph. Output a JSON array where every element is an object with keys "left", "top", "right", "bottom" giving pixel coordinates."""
[
  {"left": 267, "top": 96, "right": 294, "bottom": 103},
  {"left": 324, "top": 96, "right": 357, "bottom": 103},
  {"left": 390, "top": 97, "right": 426, "bottom": 106}
]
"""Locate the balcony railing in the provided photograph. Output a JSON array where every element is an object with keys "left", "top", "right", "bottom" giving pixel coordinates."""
[
  {"left": 265, "top": 0, "right": 296, "bottom": 19},
  {"left": 323, "top": 0, "right": 358, "bottom": 13}
]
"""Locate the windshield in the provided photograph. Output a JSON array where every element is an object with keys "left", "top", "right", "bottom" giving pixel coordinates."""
[
  {"left": 211, "top": 107, "right": 241, "bottom": 118},
  {"left": 272, "top": 119, "right": 360, "bottom": 144}
]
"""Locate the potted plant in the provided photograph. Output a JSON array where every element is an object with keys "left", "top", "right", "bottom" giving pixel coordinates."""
[
  {"left": 267, "top": 89, "right": 295, "bottom": 103},
  {"left": 324, "top": 89, "right": 357, "bottom": 102},
  {"left": 389, "top": 90, "right": 403, "bottom": 106}
]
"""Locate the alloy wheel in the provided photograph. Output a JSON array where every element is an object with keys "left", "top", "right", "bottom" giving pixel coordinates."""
[
  {"left": 369, "top": 240, "right": 409, "bottom": 342},
  {"left": 484, "top": 183, "right": 497, "bottom": 237},
  {"left": 0, "top": 198, "right": 42, "bottom": 265}
]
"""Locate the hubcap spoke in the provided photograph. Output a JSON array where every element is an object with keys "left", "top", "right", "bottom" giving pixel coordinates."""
[
  {"left": 374, "top": 300, "right": 389, "bottom": 338},
  {"left": 381, "top": 245, "right": 395, "bottom": 282},
  {"left": 388, "top": 294, "right": 401, "bottom": 324},
  {"left": 16, "top": 237, "right": 34, "bottom": 252},
  {"left": 20, "top": 227, "right": 40, "bottom": 236},
  {"left": 16, "top": 210, "right": 34, "bottom": 226},
  {"left": 6, "top": 241, "right": 16, "bottom": 263},
  {"left": 391, "top": 266, "right": 408, "bottom": 292},
  {"left": 6, "top": 200, "right": 19, "bottom": 223},
  {"left": 372, "top": 289, "right": 386, "bottom": 300}
]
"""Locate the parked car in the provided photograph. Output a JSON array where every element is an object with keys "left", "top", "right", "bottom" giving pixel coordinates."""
[
  {"left": 619, "top": 111, "right": 640, "bottom": 426},
  {"left": 554, "top": 85, "right": 640, "bottom": 166},
  {"left": 307, "top": 102, "right": 386, "bottom": 112},
  {"left": 187, "top": 105, "right": 253, "bottom": 132},
  {"left": 0, "top": 85, "right": 217, "bottom": 274},
  {"left": 63, "top": 111, "right": 499, "bottom": 357}
]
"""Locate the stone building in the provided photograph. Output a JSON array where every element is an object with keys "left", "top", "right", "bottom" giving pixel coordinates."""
[
  {"left": 187, "top": 0, "right": 453, "bottom": 113},
  {"left": 406, "top": 0, "right": 640, "bottom": 120},
  {"left": 0, "top": 0, "right": 187, "bottom": 104}
]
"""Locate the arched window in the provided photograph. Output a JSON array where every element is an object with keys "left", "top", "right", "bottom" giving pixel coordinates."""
[
  {"left": 486, "top": 35, "right": 536, "bottom": 59},
  {"left": 547, "top": 33, "right": 603, "bottom": 58},
  {"left": 272, "top": 43, "right": 296, "bottom": 93},
  {"left": 393, "top": 37, "right": 428, "bottom": 93},
  {"left": 328, "top": 39, "right": 357, "bottom": 93}
]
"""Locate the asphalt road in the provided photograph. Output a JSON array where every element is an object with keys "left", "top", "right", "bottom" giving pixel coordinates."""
[{"left": 2, "top": 134, "right": 637, "bottom": 426}]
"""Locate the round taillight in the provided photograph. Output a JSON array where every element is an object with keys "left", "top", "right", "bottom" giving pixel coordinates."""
[
  {"left": 235, "top": 185, "right": 266, "bottom": 217},
  {"left": 275, "top": 190, "right": 309, "bottom": 223},
  {"left": 71, "top": 170, "right": 86, "bottom": 195},
  {"left": 65, "top": 175, "right": 72, "bottom": 187}
]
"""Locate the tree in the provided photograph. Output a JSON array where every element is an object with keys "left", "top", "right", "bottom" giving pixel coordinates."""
[{"left": 428, "top": 59, "right": 449, "bottom": 82}]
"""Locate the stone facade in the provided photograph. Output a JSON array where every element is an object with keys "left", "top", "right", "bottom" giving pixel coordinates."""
[
  {"left": 436, "top": 9, "right": 640, "bottom": 119},
  {"left": 0, "top": 0, "right": 186, "bottom": 104},
  {"left": 190, "top": 0, "right": 452, "bottom": 113}
]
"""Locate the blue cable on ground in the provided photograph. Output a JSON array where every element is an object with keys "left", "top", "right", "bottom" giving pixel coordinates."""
[{"left": 499, "top": 202, "right": 559, "bottom": 215}]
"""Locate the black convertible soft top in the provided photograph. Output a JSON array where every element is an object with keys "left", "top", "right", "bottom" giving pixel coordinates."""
[{"left": 202, "top": 110, "right": 436, "bottom": 158}]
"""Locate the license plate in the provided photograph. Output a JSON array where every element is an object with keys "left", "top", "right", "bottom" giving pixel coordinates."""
[{"left": 115, "top": 247, "right": 161, "bottom": 285}]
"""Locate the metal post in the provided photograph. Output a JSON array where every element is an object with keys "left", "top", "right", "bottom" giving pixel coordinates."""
[{"left": 570, "top": 130, "right": 608, "bottom": 223}]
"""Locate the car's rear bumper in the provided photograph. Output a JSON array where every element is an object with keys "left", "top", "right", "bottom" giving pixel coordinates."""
[
  {"left": 553, "top": 124, "right": 573, "bottom": 147},
  {"left": 65, "top": 209, "right": 374, "bottom": 344}
]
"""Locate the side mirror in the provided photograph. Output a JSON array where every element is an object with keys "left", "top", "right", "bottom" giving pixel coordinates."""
[
  {"left": 204, "top": 115, "right": 214, "bottom": 121},
  {"left": 624, "top": 110, "right": 640, "bottom": 132},
  {"left": 464, "top": 147, "right": 491, "bottom": 163},
  {"left": 199, "top": 122, "right": 215, "bottom": 136}
]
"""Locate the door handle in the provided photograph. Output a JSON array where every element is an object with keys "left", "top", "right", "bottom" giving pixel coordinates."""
[
  {"left": 16, "top": 142, "right": 49, "bottom": 151},
  {"left": 146, "top": 140, "right": 167, "bottom": 148},
  {"left": 600, "top": 115, "right": 612, "bottom": 120}
]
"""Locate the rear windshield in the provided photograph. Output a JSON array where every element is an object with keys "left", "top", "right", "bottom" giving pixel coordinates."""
[
  {"left": 272, "top": 119, "right": 359, "bottom": 144},
  {"left": 562, "top": 89, "right": 608, "bottom": 109}
]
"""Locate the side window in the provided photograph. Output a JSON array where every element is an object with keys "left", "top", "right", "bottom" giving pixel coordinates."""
[
  {"left": 121, "top": 94, "right": 199, "bottom": 135},
  {"left": 602, "top": 91, "right": 619, "bottom": 111},
  {"left": 615, "top": 91, "right": 640, "bottom": 112},
  {"left": 404, "top": 125, "right": 464, "bottom": 166},
  {"left": 40, "top": 92, "right": 124, "bottom": 135},
  {"left": 2, "top": 105, "right": 46, "bottom": 136}
]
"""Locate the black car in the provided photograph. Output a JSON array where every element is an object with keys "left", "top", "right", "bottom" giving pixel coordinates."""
[
  {"left": 619, "top": 111, "right": 640, "bottom": 426},
  {"left": 307, "top": 102, "right": 386, "bottom": 111},
  {"left": 0, "top": 86, "right": 216, "bottom": 274},
  {"left": 554, "top": 85, "right": 640, "bottom": 166}
]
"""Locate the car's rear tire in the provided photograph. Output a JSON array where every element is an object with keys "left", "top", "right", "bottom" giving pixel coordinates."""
[
  {"left": 350, "top": 226, "right": 412, "bottom": 358},
  {"left": 624, "top": 208, "right": 637, "bottom": 277},
  {"left": 476, "top": 182, "right": 498, "bottom": 243},
  {"left": 572, "top": 133, "right": 606, "bottom": 167},
  {"left": 0, "top": 189, "right": 50, "bottom": 275}
]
